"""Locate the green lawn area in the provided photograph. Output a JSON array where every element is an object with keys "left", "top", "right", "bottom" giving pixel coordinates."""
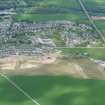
[
  {"left": 0, "top": 75, "right": 105, "bottom": 105},
  {"left": 59, "top": 48, "right": 105, "bottom": 60}
]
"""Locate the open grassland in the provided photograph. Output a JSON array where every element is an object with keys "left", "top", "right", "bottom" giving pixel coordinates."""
[
  {"left": 0, "top": 75, "right": 105, "bottom": 105},
  {"left": 60, "top": 48, "right": 105, "bottom": 60}
]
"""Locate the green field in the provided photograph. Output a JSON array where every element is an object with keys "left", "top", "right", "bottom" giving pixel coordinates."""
[
  {"left": 59, "top": 48, "right": 105, "bottom": 60},
  {"left": 0, "top": 75, "right": 105, "bottom": 105},
  {"left": 13, "top": 0, "right": 88, "bottom": 23},
  {"left": 14, "top": 13, "right": 88, "bottom": 23}
]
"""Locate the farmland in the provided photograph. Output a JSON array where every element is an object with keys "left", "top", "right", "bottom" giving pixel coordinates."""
[
  {"left": 13, "top": 0, "right": 87, "bottom": 23},
  {"left": 1, "top": 75, "right": 105, "bottom": 105}
]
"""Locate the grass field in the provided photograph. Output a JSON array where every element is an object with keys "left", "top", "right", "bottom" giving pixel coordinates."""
[
  {"left": 59, "top": 48, "right": 105, "bottom": 60},
  {"left": 0, "top": 75, "right": 105, "bottom": 105}
]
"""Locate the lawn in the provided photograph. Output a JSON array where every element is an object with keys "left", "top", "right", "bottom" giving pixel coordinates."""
[{"left": 0, "top": 75, "right": 105, "bottom": 105}]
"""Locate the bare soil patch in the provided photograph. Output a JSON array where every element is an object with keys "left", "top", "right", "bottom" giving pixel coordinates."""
[{"left": 0, "top": 55, "right": 105, "bottom": 80}]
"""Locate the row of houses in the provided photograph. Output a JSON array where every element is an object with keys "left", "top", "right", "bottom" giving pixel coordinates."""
[
  {"left": 11, "top": 21, "right": 92, "bottom": 33},
  {"left": 0, "top": 47, "right": 50, "bottom": 57},
  {"left": 0, "top": 18, "right": 98, "bottom": 48}
]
